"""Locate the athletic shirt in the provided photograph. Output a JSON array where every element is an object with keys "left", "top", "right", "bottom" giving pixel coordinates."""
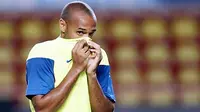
[{"left": 25, "top": 36, "right": 116, "bottom": 112}]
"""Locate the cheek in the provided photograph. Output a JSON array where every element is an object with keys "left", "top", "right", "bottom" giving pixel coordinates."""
[{"left": 67, "top": 28, "right": 78, "bottom": 38}]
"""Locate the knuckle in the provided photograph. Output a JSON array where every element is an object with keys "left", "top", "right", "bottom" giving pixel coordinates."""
[
  {"left": 79, "top": 50, "right": 84, "bottom": 54},
  {"left": 97, "top": 45, "right": 100, "bottom": 49},
  {"left": 75, "top": 52, "right": 79, "bottom": 55},
  {"left": 79, "top": 53, "right": 83, "bottom": 57},
  {"left": 81, "top": 53, "right": 86, "bottom": 57}
]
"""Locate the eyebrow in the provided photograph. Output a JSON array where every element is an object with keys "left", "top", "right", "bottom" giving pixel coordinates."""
[
  {"left": 91, "top": 29, "right": 96, "bottom": 32},
  {"left": 78, "top": 28, "right": 96, "bottom": 32},
  {"left": 78, "top": 28, "right": 87, "bottom": 31}
]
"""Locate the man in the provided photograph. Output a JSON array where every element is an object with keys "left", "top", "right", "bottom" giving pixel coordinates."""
[{"left": 25, "top": 1, "right": 116, "bottom": 112}]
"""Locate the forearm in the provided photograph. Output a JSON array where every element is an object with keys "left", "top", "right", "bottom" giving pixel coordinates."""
[
  {"left": 32, "top": 67, "right": 81, "bottom": 112},
  {"left": 87, "top": 73, "right": 114, "bottom": 112}
]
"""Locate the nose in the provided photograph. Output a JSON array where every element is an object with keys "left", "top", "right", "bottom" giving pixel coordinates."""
[{"left": 83, "top": 33, "right": 89, "bottom": 37}]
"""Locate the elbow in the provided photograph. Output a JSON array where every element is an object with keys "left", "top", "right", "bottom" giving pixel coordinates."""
[
  {"left": 33, "top": 105, "right": 49, "bottom": 112},
  {"left": 103, "top": 102, "right": 115, "bottom": 112},
  {"left": 33, "top": 102, "right": 57, "bottom": 112},
  {"left": 31, "top": 95, "right": 56, "bottom": 112},
  {"left": 34, "top": 106, "right": 54, "bottom": 112},
  {"left": 33, "top": 101, "right": 54, "bottom": 112},
  {"left": 32, "top": 101, "right": 45, "bottom": 112}
]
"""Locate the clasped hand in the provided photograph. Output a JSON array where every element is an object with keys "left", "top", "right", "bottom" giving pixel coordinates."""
[{"left": 71, "top": 39, "right": 102, "bottom": 75}]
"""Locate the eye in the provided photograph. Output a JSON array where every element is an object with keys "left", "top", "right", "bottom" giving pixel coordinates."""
[
  {"left": 89, "top": 32, "right": 95, "bottom": 37},
  {"left": 77, "top": 31, "right": 84, "bottom": 36}
]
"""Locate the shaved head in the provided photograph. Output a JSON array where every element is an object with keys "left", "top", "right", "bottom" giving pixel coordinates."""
[
  {"left": 59, "top": 1, "right": 97, "bottom": 39},
  {"left": 60, "top": 1, "right": 96, "bottom": 21}
]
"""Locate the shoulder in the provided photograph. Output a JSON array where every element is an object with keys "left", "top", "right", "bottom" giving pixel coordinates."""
[{"left": 27, "top": 39, "right": 56, "bottom": 60}]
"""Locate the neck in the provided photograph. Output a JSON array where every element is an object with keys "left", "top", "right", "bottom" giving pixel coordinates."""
[
  {"left": 60, "top": 32, "right": 68, "bottom": 39},
  {"left": 60, "top": 32, "right": 77, "bottom": 39}
]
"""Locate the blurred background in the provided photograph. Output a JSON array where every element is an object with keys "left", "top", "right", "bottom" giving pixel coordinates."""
[{"left": 0, "top": 0, "right": 200, "bottom": 112}]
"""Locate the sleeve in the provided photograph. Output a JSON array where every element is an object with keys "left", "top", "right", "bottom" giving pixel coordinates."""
[
  {"left": 96, "top": 49, "right": 116, "bottom": 103},
  {"left": 25, "top": 45, "right": 55, "bottom": 99}
]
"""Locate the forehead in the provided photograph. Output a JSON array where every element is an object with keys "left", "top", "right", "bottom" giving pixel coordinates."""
[{"left": 68, "top": 11, "right": 97, "bottom": 29}]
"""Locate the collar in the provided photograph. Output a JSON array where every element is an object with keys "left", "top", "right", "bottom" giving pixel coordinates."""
[{"left": 56, "top": 36, "right": 92, "bottom": 43}]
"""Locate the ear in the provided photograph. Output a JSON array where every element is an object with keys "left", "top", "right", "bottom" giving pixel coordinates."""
[{"left": 59, "top": 18, "right": 67, "bottom": 33}]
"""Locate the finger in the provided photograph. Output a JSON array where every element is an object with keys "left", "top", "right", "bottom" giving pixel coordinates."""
[
  {"left": 90, "top": 49, "right": 97, "bottom": 52},
  {"left": 77, "top": 39, "right": 88, "bottom": 50},
  {"left": 90, "top": 49, "right": 100, "bottom": 54},
  {"left": 72, "top": 40, "right": 81, "bottom": 53},
  {"left": 85, "top": 50, "right": 90, "bottom": 57},
  {"left": 87, "top": 49, "right": 96, "bottom": 58},
  {"left": 87, "top": 41, "right": 100, "bottom": 50},
  {"left": 90, "top": 49, "right": 102, "bottom": 58},
  {"left": 82, "top": 45, "right": 89, "bottom": 53}
]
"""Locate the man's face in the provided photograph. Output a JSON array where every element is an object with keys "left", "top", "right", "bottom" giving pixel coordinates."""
[{"left": 65, "top": 11, "right": 97, "bottom": 39}]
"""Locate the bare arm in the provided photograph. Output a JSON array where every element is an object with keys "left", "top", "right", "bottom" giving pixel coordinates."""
[
  {"left": 86, "top": 41, "right": 115, "bottom": 112},
  {"left": 31, "top": 66, "right": 81, "bottom": 112},
  {"left": 87, "top": 73, "right": 115, "bottom": 112},
  {"left": 31, "top": 40, "right": 90, "bottom": 112}
]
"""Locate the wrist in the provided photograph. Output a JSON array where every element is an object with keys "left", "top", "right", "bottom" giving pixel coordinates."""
[
  {"left": 71, "top": 65, "right": 83, "bottom": 74},
  {"left": 87, "top": 71, "right": 97, "bottom": 77}
]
